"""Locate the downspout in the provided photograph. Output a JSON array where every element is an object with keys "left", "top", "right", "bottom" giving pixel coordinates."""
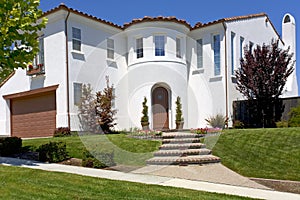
[
  {"left": 65, "top": 11, "right": 71, "bottom": 129},
  {"left": 222, "top": 22, "right": 229, "bottom": 128}
]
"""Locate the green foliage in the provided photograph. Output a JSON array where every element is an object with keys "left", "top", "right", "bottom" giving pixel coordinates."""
[
  {"left": 0, "top": 137, "right": 22, "bottom": 156},
  {"left": 288, "top": 105, "right": 300, "bottom": 127},
  {"left": 78, "top": 84, "right": 99, "bottom": 133},
  {"left": 175, "top": 96, "right": 183, "bottom": 123},
  {"left": 0, "top": 0, "right": 47, "bottom": 81},
  {"left": 95, "top": 76, "right": 117, "bottom": 133},
  {"left": 140, "top": 97, "right": 149, "bottom": 125},
  {"left": 276, "top": 120, "right": 288, "bottom": 128},
  {"left": 53, "top": 127, "right": 71, "bottom": 137},
  {"left": 37, "top": 142, "right": 69, "bottom": 163},
  {"left": 205, "top": 114, "right": 227, "bottom": 128},
  {"left": 82, "top": 149, "right": 115, "bottom": 168},
  {"left": 233, "top": 120, "right": 245, "bottom": 129}
]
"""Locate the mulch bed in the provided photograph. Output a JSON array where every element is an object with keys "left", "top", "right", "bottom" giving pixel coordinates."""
[{"left": 251, "top": 178, "right": 300, "bottom": 194}]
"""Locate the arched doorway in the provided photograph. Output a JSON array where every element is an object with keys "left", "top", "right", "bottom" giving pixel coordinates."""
[{"left": 152, "top": 87, "right": 169, "bottom": 130}]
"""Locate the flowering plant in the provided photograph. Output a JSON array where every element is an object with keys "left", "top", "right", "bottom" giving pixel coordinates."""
[{"left": 190, "top": 128, "right": 208, "bottom": 134}]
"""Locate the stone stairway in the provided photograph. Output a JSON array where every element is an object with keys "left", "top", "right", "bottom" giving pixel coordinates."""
[{"left": 147, "top": 132, "right": 221, "bottom": 165}]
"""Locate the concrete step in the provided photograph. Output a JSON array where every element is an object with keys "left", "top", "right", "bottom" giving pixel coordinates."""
[
  {"left": 162, "top": 133, "right": 203, "bottom": 139},
  {"left": 159, "top": 143, "right": 206, "bottom": 150},
  {"left": 146, "top": 155, "right": 221, "bottom": 165},
  {"left": 162, "top": 138, "right": 201, "bottom": 144},
  {"left": 154, "top": 149, "right": 211, "bottom": 157}
]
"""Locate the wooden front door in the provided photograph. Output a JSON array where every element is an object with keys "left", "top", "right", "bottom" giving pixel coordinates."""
[{"left": 152, "top": 87, "right": 169, "bottom": 130}]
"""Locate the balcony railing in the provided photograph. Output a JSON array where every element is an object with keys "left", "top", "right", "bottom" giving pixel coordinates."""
[{"left": 27, "top": 63, "right": 45, "bottom": 76}]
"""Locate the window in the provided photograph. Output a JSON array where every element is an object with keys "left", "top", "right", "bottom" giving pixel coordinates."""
[
  {"left": 33, "top": 36, "right": 45, "bottom": 67},
  {"left": 213, "top": 34, "right": 221, "bottom": 76},
  {"left": 240, "top": 37, "right": 244, "bottom": 59},
  {"left": 72, "top": 27, "right": 81, "bottom": 51},
  {"left": 74, "top": 82, "right": 82, "bottom": 106},
  {"left": 284, "top": 15, "right": 291, "bottom": 23},
  {"left": 231, "top": 32, "right": 235, "bottom": 75},
  {"left": 154, "top": 35, "right": 165, "bottom": 56},
  {"left": 196, "top": 39, "right": 203, "bottom": 68},
  {"left": 112, "top": 88, "right": 116, "bottom": 108},
  {"left": 176, "top": 38, "right": 181, "bottom": 58},
  {"left": 136, "top": 38, "right": 143, "bottom": 59},
  {"left": 107, "top": 38, "right": 114, "bottom": 59},
  {"left": 249, "top": 41, "right": 254, "bottom": 53}
]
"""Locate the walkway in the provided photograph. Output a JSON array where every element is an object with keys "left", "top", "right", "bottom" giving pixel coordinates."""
[{"left": 1, "top": 157, "right": 299, "bottom": 200}]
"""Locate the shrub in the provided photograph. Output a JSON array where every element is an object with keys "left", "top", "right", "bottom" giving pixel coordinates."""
[
  {"left": 233, "top": 120, "right": 245, "bottom": 129},
  {"left": 82, "top": 149, "right": 115, "bottom": 169},
  {"left": 54, "top": 127, "right": 71, "bottom": 137},
  {"left": 276, "top": 120, "right": 289, "bottom": 128},
  {"left": 288, "top": 105, "right": 300, "bottom": 127},
  {"left": 0, "top": 137, "right": 22, "bottom": 156},
  {"left": 37, "top": 142, "right": 69, "bottom": 163},
  {"left": 191, "top": 128, "right": 207, "bottom": 134},
  {"left": 205, "top": 114, "right": 228, "bottom": 128}
]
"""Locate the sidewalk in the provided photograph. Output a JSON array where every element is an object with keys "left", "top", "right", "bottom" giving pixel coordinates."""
[{"left": 1, "top": 157, "right": 299, "bottom": 200}]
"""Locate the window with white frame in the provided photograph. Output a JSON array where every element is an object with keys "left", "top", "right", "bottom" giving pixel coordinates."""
[
  {"left": 136, "top": 38, "right": 143, "bottom": 59},
  {"left": 154, "top": 35, "right": 165, "bottom": 56},
  {"left": 196, "top": 39, "right": 203, "bottom": 68},
  {"left": 231, "top": 32, "right": 235, "bottom": 75},
  {"left": 176, "top": 38, "right": 181, "bottom": 58},
  {"left": 72, "top": 27, "right": 81, "bottom": 51},
  {"left": 213, "top": 34, "right": 221, "bottom": 76},
  {"left": 74, "top": 82, "right": 82, "bottom": 106},
  {"left": 33, "top": 36, "right": 45, "bottom": 68},
  {"left": 240, "top": 36, "right": 244, "bottom": 59},
  {"left": 107, "top": 38, "right": 114, "bottom": 59}
]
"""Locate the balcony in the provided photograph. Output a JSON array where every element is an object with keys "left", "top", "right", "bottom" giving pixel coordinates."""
[{"left": 27, "top": 63, "right": 45, "bottom": 76}]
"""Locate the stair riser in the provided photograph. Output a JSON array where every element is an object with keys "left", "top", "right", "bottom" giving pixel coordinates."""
[
  {"left": 146, "top": 160, "right": 220, "bottom": 165},
  {"left": 154, "top": 151, "right": 211, "bottom": 157},
  {"left": 159, "top": 145, "right": 206, "bottom": 150},
  {"left": 162, "top": 139, "right": 201, "bottom": 144},
  {"left": 162, "top": 135, "right": 204, "bottom": 139}
]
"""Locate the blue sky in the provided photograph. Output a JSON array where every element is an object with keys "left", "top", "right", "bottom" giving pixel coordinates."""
[{"left": 39, "top": 0, "right": 300, "bottom": 94}]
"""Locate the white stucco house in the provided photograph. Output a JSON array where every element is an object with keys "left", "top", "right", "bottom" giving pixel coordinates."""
[{"left": 0, "top": 4, "right": 298, "bottom": 138}]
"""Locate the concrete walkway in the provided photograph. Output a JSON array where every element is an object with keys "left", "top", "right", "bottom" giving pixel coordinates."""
[{"left": 1, "top": 157, "right": 300, "bottom": 200}]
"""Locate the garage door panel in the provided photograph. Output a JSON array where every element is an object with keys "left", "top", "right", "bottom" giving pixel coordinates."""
[{"left": 11, "top": 91, "right": 56, "bottom": 138}]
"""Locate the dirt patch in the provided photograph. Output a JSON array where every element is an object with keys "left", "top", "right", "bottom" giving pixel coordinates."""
[
  {"left": 59, "top": 158, "right": 82, "bottom": 166},
  {"left": 251, "top": 178, "right": 300, "bottom": 194}
]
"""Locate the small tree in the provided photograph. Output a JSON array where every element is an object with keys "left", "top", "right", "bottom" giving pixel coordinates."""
[
  {"left": 95, "top": 76, "right": 117, "bottom": 133},
  {"left": 235, "top": 40, "right": 294, "bottom": 127},
  {"left": 175, "top": 96, "right": 183, "bottom": 129},
  {"left": 0, "top": 0, "right": 47, "bottom": 82},
  {"left": 288, "top": 104, "right": 300, "bottom": 127},
  {"left": 141, "top": 97, "right": 149, "bottom": 129},
  {"left": 78, "top": 84, "right": 99, "bottom": 133}
]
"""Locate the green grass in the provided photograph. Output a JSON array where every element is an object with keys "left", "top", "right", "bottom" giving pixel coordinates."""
[
  {"left": 0, "top": 165, "right": 254, "bottom": 200},
  {"left": 23, "top": 134, "right": 161, "bottom": 166},
  {"left": 209, "top": 128, "right": 300, "bottom": 181}
]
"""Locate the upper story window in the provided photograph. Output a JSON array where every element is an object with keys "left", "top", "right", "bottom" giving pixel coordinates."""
[
  {"left": 73, "top": 82, "right": 82, "bottom": 106},
  {"left": 72, "top": 27, "right": 81, "bottom": 51},
  {"left": 154, "top": 35, "right": 165, "bottom": 56},
  {"left": 33, "top": 36, "right": 45, "bottom": 66},
  {"left": 240, "top": 36, "right": 244, "bottom": 59},
  {"left": 136, "top": 38, "right": 143, "bottom": 59},
  {"left": 196, "top": 39, "right": 203, "bottom": 68},
  {"left": 213, "top": 34, "right": 221, "bottom": 76},
  {"left": 249, "top": 41, "right": 254, "bottom": 53},
  {"left": 107, "top": 38, "right": 114, "bottom": 59},
  {"left": 176, "top": 38, "right": 181, "bottom": 58},
  {"left": 231, "top": 32, "right": 235, "bottom": 75}
]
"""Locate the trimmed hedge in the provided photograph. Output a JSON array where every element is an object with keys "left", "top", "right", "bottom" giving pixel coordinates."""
[
  {"left": 54, "top": 127, "right": 71, "bottom": 137},
  {"left": 37, "top": 142, "right": 69, "bottom": 163},
  {"left": 0, "top": 137, "right": 22, "bottom": 156}
]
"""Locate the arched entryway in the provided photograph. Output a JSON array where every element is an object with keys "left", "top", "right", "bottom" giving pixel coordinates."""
[{"left": 152, "top": 86, "right": 169, "bottom": 130}]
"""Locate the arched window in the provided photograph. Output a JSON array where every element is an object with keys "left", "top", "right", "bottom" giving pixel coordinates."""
[{"left": 284, "top": 15, "right": 291, "bottom": 23}]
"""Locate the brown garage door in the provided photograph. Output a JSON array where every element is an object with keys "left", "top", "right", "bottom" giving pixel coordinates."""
[{"left": 4, "top": 85, "right": 58, "bottom": 138}]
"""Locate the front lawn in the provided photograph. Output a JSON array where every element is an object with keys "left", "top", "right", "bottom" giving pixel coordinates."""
[
  {"left": 210, "top": 128, "right": 300, "bottom": 181},
  {"left": 0, "top": 165, "right": 254, "bottom": 200},
  {"left": 23, "top": 134, "right": 161, "bottom": 166}
]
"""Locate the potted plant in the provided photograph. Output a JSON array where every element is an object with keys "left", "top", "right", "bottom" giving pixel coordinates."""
[
  {"left": 175, "top": 96, "right": 184, "bottom": 129},
  {"left": 141, "top": 97, "right": 150, "bottom": 130}
]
